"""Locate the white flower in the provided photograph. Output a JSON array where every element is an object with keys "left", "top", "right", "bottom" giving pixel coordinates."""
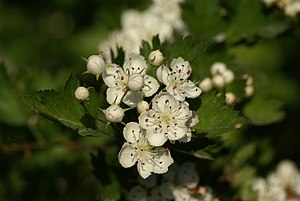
[
  {"left": 102, "top": 64, "right": 128, "bottom": 105},
  {"left": 86, "top": 55, "right": 106, "bottom": 76},
  {"left": 156, "top": 57, "right": 201, "bottom": 101},
  {"left": 74, "top": 86, "right": 89, "bottom": 101},
  {"left": 104, "top": 104, "right": 125, "bottom": 123},
  {"left": 118, "top": 122, "right": 174, "bottom": 179},
  {"left": 139, "top": 92, "right": 191, "bottom": 146},
  {"left": 102, "top": 55, "right": 159, "bottom": 107},
  {"left": 149, "top": 50, "right": 164, "bottom": 66}
]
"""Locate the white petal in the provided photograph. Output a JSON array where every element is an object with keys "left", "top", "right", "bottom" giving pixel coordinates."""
[
  {"left": 173, "top": 102, "right": 191, "bottom": 120},
  {"left": 123, "top": 54, "right": 147, "bottom": 75},
  {"left": 137, "top": 160, "right": 153, "bottom": 179},
  {"left": 146, "top": 130, "right": 167, "bottom": 146},
  {"left": 156, "top": 65, "right": 170, "bottom": 84},
  {"left": 139, "top": 110, "right": 158, "bottom": 130},
  {"left": 166, "top": 84, "right": 185, "bottom": 101},
  {"left": 153, "top": 148, "right": 174, "bottom": 174},
  {"left": 122, "top": 91, "right": 143, "bottom": 108},
  {"left": 170, "top": 57, "right": 192, "bottom": 80},
  {"left": 142, "top": 75, "right": 160, "bottom": 97},
  {"left": 180, "top": 80, "right": 202, "bottom": 99},
  {"left": 106, "top": 87, "right": 125, "bottom": 105},
  {"left": 102, "top": 66, "right": 127, "bottom": 88},
  {"left": 123, "top": 122, "right": 142, "bottom": 143},
  {"left": 156, "top": 66, "right": 164, "bottom": 83},
  {"left": 167, "top": 126, "right": 187, "bottom": 141},
  {"left": 118, "top": 143, "right": 138, "bottom": 168},
  {"left": 152, "top": 92, "right": 178, "bottom": 113}
]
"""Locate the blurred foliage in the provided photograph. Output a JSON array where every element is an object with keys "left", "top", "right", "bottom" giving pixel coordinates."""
[{"left": 1, "top": 0, "right": 300, "bottom": 201}]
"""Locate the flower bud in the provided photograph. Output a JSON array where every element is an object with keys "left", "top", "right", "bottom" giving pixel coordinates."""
[
  {"left": 148, "top": 50, "right": 164, "bottom": 66},
  {"left": 199, "top": 77, "right": 213, "bottom": 92},
  {"left": 137, "top": 101, "right": 150, "bottom": 113},
  {"left": 212, "top": 74, "right": 225, "bottom": 88},
  {"left": 104, "top": 104, "right": 125, "bottom": 123},
  {"left": 74, "top": 86, "right": 89, "bottom": 101},
  {"left": 225, "top": 92, "right": 236, "bottom": 105},
  {"left": 223, "top": 69, "right": 235, "bottom": 84},
  {"left": 210, "top": 62, "right": 227, "bottom": 75},
  {"left": 128, "top": 73, "right": 144, "bottom": 91},
  {"left": 86, "top": 55, "right": 105, "bottom": 75},
  {"left": 245, "top": 85, "right": 254, "bottom": 97}
]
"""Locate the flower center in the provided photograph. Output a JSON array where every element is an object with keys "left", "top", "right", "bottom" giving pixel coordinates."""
[
  {"left": 160, "top": 113, "right": 173, "bottom": 126},
  {"left": 136, "top": 137, "right": 152, "bottom": 160}
]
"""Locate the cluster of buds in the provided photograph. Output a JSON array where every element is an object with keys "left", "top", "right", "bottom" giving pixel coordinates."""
[
  {"left": 262, "top": 0, "right": 300, "bottom": 17},
  {"left": 252, "top": 160, "right": 300, "bottom": 201},
  {"left": 76, "top": 49, "right": 202, "bottom": 179},
  {"left": 198, "top": 62, "right": 254, "bottom": 106},
  {"left": 127, "top": 162, "right": 220, "bottom": 201}
]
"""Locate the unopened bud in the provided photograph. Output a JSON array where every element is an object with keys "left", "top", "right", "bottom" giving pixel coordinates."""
[
  {"left": 128, "top": 73, "right": 144, "bottom": 91},
  {"left": 199, "top": 77, "right": 213, "bottom": 92},
  {"left": 148, "top": 50, "right": 164, "bottom": 66},
  {"left": 104, "top": 104, "right": 124, "bottom": 123},
  {"left": 86, "top": 55, "right": 106, "bottom": 75},
  {"left": 74, "top": 87, "right": 89, "bottom": 101}
]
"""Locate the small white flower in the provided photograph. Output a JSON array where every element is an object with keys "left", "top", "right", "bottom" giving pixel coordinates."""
[
  {"left": 199, "top": 77, "right": 213, "bottom": 92},
  {"left": 156, "top": 57, "right": 201, "bottom": 101},
  {"left": 212, "top": 74, "right": 225, "bottom": 89},
  {"left": 210, "top": 62, "right": 227, "bottom": 75},
  {"left": 139, "top": 92, "right": 191, "bottom": 146},
  {"left": 104, "top": 104, "right": 125, "bottom": 123},
  {"left": 118, "top": 122, "right": 174, "bottom": 179},
  {"left": 102, "top": 55, "right": 159, "bottom": 107},
  {"left": 86, "top": 55, "right": 106, "bottom": 76},
  {"left": 223, "top": 69, "right": 235, "bottom": 84},
  {"left": 149, "top": 50, "right": 164, "bottom": 66},
  {"left": 225, "top": 92, "right": 236, "bottom": 105},
  {"left": 137, "top": 101, "right": 150, "bottom": 114},
  {"left": 102, "top": 64, "right": 128, "bottom": 105},
  {"left": 74, "top": 86, "right": 89, "bottom": 101}
]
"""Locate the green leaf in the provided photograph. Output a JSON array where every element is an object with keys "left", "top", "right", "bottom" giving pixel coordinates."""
[
  {"left": 194, "top": 91, "right": 248, "bottom": 136},
  {"left": 224, "top": 0, "right": 289, "bottom": 44},
  {"left": 243, "top": 93, "right": 285, "bottom": 125},
  {"left": 20, "top": 73, "right": 86, "bottom": 131}
]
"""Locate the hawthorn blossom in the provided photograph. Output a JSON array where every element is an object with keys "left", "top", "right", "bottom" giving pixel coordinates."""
[
  {"left": 118, "top": 122, "right": 174, "bottom": 179},
  {"left": 156, "top": 57, "right": 201, "bottom": 101},
  {"left": 102, "top": 55, "right": 159, "bottom": 107},
  {"left": 139, "top": 92, "right": 191, "bottom": 146}
]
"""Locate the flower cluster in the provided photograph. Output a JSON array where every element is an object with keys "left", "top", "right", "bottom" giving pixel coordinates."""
[
  {"left": 252, "top": 160, "right": 300, "bottom": 201},
  {"left": 198, "top": 62, "right": 254, "bottom": 105},
  {"left": 262, "top": 0, "right": 300, "bottom": 17},
  {"left": 98, "top": 0, "right": 188, "bottom": 63},
  {"left": 77, "top": 48, "right": 201, "bottom": 179},
  {"left": 127, "top": 162, "right": 220, "bottom": 201}
]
